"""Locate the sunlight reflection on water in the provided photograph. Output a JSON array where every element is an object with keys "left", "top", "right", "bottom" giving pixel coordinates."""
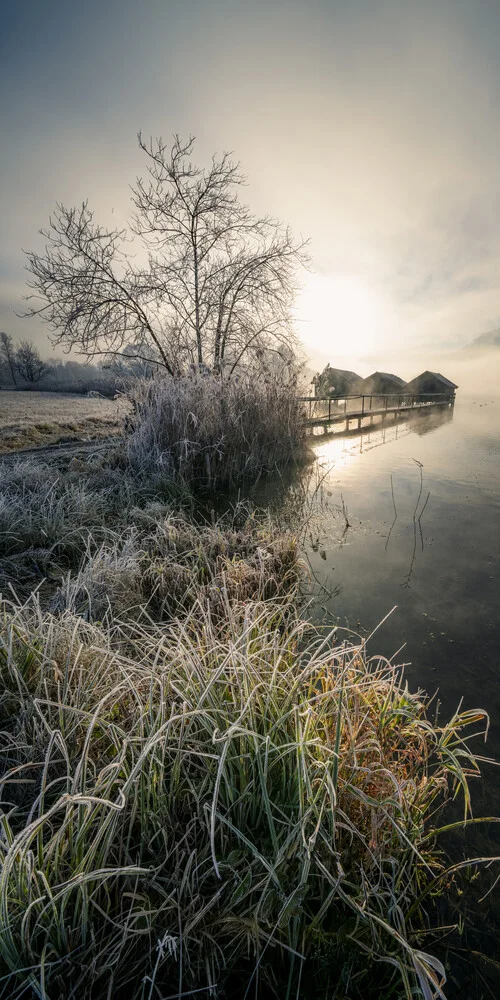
[{"left": 305, "top": 397, "right": 500, "bottom": 745}]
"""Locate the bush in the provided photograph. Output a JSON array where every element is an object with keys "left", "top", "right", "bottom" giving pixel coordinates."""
[{"left": 126, "top": 373, "right": 307, "bottom": 489}]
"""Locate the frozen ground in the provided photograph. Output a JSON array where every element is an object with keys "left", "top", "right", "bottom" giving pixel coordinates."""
[{"left": 0, "top": 390, "right": 129, "bottom": 452}]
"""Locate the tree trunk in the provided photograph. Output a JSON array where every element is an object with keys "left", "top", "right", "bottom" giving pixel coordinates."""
[
  {"left": 193, "top": 249, "right": 203, "bottom": 366},
  {"left": 7, "top": 355, "right": 17, "bottom": 385}
]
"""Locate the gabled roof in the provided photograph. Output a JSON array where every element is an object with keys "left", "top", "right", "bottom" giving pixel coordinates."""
[
  {"left": 426, "top": 371, "right": 458, "bottom": 389},
  {"left": 332, "top": 368, "right": 361, "bottom": 378},
  {"left": 375, "top": 372, "right": 407, "bottom": 386},
  {"left": 407, "top": 370, "right": 458, "bottom": 389},
  {"left": 323, "top": 366, "right": 361, "bottom": 380},
  {"left": 361, "top": 371, "right": 407, "bottom": 388}
]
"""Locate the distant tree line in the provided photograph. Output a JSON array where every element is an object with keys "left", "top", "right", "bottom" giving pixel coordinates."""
[
  {"left": 0, "top": 332, "right": 171, "bottom": 395},
  {"left": 0, "top": 333, "right": 52, "bottom": 386}
]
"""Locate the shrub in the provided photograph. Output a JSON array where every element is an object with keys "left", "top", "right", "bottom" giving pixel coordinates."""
[{"left": 125, "top": 373, "right": 307, "bottom": 489}]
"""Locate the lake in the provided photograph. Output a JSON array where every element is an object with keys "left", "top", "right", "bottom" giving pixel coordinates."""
[
  {"left": 252, "top": 390, "right": 500, "bottom": 996},
  {"left": 311, "top": 393, "right": 500, "bottom": 996},
  {"left": 251, "top": 393, "right": 500, "bottom": 759},
  {"left": 307, "top": 395, "right": 500, "bottom": 761}
]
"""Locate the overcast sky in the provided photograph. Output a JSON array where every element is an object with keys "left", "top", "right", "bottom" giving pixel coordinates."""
[{"left": 2, "top": 0, "right": 500, "bottom": 377}]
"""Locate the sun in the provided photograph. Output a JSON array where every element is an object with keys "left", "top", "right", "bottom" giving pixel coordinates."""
[{"left": 294, "top": 272, "right": 387, "bottom": 363}]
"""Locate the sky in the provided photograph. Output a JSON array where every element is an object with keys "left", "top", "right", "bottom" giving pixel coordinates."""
[{"left": 2, "top": 0, "right": 500, "bottom": 380}]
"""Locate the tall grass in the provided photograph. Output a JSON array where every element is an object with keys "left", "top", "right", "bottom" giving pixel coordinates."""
[
  {"left": 0, "top": 459, "right": 126, "bottom": 556},
  {"left": 0, "top": 372, "right": 306, "bottom": 591},
  {"left": 0, "top": 595, "right": 493, "bottom": 999},
  {"left": 0, "top": 408, "right": 497, "bottom": 998},
  {"left": 0, "top": 459, "right": 134, "bottom": 603},
  {"left": 125, "top": 373, "right": 307, "bottom": 488},
  {"left": 0, "top": 457, "right": 189, "bottom": 594},
  {"left": 0, "top": 457, "right": 303, "bottom": 614}
]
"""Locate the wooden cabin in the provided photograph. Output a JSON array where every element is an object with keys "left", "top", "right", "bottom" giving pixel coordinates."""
[
  {"left": 405, "top": 371, "right": 458, "bottom": 401},
  {"left": 357, "top": 371, "right": 407, "bottom": 397},
  {"left": 313, "top": 365, "right": 361, "bottom": 396}
]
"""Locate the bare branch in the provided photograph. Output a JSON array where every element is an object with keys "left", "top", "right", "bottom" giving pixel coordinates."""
[{"left": 24, "top": 135, "right": 310, "bottom": 378}]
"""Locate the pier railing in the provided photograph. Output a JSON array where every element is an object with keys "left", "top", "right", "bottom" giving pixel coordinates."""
[{"left": 298, "top": 391, "right": 455, "bottom": 427}]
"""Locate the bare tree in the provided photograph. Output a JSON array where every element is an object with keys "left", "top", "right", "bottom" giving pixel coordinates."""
[
  {"left": 102, "top": 342, "right": 164, "bottom": 380},
  {"left": 15, "top": 340, "right": 52, "bottom": 384},
  {"left": 24, "top": 135, "right": 308, "bottom": 377},
  {"left": 0, "top": 331, "right": 17, "bottom": 385}
]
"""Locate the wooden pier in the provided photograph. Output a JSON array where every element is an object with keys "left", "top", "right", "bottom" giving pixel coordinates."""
[{"left": 299, "top": 391, "right": 455, "bottom": 432}]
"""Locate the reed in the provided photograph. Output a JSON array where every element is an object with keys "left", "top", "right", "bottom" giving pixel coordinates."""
[
  {"left": 0, "top": 594, "right": 492, "bottom": 1000},
  {"left": 125, "top": 373, "right": 307, "bottom": 488}
]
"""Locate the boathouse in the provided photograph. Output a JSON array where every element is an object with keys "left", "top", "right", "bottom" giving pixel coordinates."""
[
  {"left": 313, "top": 365, "right": 361, "bottom": 396},
  {"left": 357, "top": 371, "right": 407, "bottom": 397},
  {"left": 405, "top": 371, "right": 458, "bottom": 400}
]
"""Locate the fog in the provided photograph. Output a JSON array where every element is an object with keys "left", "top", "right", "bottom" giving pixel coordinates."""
[{"left": 2, "top": 0, "right": 500, "bottom": 367}]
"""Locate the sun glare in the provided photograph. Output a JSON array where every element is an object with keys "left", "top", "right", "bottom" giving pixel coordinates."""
[{"left": 294, "top": 273, "right": 388, "bottom": 363}]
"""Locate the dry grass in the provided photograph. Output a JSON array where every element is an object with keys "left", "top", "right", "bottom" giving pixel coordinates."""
[
  {"left": 0, "top": 405, "right": 497, "bottom": 999},
  {"left": 126, "top": 373, "right": 307, "bottom": 489},
  {"left": 0, "top": 596, "right": 492, "bottom": 1000},
  {"left": 0, "top": 391, "right": 129, "bottom": 452},
  {"left": 0, "top": 458, "right": 303, "bottom": 616},
  {"left": 0, "top": 458, "right": 136, "bottom": 595},
  {"left": 53, "top": 506, "right": 304, "bottom": 623}
]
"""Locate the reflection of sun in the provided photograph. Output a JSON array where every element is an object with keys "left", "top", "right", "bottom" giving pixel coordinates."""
[
  {"left": 313, "top": 436, "right": 360, "bottom": 469},
  {"left": 294, "top": 273, "right": 387, "bottom": 360}
]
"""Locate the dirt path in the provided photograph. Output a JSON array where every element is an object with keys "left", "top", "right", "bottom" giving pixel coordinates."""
[{"left": 0, "top": 436, "right": 124, "bottom": 464}]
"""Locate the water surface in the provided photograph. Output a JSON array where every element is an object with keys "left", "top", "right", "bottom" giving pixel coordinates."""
[
  {"left": 302, "top": 394, "right": 500, "bottom": 993},
  {"left": 306, "top": 396, "right": 500, "bottom": 755}
]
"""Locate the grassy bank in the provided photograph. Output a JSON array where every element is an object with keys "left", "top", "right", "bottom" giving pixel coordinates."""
[
  {"left": 0, "top": 388, "right": 497, "bottom": 999},
  {"left": 0, "top": 454, "right": 303, "bottom": 607},
  {"left": 0, "top": 391, "right": 128, "bottom": 453},
  {"left": 0, "top": 593, "right": 490, "bottom": 1000}
]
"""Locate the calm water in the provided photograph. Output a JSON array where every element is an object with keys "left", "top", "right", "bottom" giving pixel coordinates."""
[
  {"left": 250, "top": 392, "right": 500, "bottom": 759},
  {"left": 252, "top": 392, "right": 500, "bottom": 996},
  {"left": 309, "top": 395, "right": 500, "bottom": 996},
  {"left": 307, "top": 395, "right": 500, "bottom": 759}
]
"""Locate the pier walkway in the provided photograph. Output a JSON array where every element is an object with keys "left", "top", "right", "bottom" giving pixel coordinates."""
[{"left": 299, "top": 392, "right": 455, "bottom": 431}]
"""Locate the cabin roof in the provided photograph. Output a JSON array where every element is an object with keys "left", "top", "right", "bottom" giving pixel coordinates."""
[
  {"left": 408, "top": 370, "right": 458, "bottom": 389},
  {"left": 376, "top": 372, "right": 407, "bottom": 385},
  {"left": 324, "top": 366, "right": 361, "bottom": 379},
  {"left": 362, "top": 371, "right": 407, "bottom": 387},
  {"left": 426, "top": 371, "right": 458, "bottom": 389}
]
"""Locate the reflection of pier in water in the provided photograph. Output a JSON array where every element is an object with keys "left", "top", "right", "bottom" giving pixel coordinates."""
[{"left": 312, "top": 401, "right": 454, "bottom": 454}]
